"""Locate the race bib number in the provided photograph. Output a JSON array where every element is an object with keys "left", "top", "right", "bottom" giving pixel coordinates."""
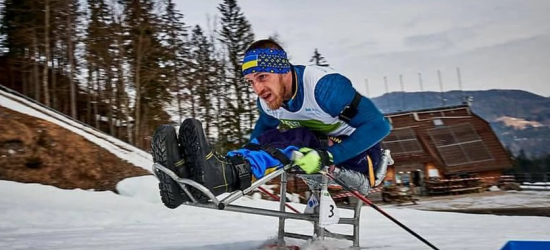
[{"left": 319, "top": 189, "right": 340, "bottom": 227}]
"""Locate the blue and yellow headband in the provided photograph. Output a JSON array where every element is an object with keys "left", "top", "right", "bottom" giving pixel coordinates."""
[{"left": 242, "top": 48, "right": 291, "bottom": 76}]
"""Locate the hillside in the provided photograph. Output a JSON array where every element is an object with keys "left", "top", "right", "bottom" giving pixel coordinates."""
[
  {"left": 0, "top": 91, "right": 151, "bottom": 191},
  {"left": 372, "top": 89, "right": 550, "bottom": 157}
]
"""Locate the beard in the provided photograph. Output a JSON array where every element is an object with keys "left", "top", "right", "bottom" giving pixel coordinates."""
[{"left": 266, "top": 77, "right": 286, "bottom": 110}]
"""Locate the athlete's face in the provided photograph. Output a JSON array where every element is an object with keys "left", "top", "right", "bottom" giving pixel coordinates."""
[{"left": 245, "top": 72, "right": 286, "bottom": 110}]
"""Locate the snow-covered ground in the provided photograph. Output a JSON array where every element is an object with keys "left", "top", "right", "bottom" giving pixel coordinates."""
[
  {"left": 1, "top": 177, "right": 550, "bottom": 250},
  {"left": 404, "top": 190, "right": 550, "bottom": 211},
  {"left": 521, "top": 182, "right": 550, "bottom": 191},
  {"left": 2, "top": 86, "right": 550, "bottom": 250}
]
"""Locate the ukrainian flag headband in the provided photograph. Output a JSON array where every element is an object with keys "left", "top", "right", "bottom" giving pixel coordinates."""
[{"left": 242, "top": 48, "right": 291, "bottom": 76}]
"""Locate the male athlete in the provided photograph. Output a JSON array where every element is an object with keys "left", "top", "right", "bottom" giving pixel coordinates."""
[{"left": 151, "top": 39, "right": 391, "bottom": 209}]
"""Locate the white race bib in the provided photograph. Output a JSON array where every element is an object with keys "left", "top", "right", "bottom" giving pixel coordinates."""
[{"left": 319, "top": 189, "right": 340, "bottom": 227}]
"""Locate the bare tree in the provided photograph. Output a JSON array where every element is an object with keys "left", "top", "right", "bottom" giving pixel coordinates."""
[
  {"left": 66, "top": 0, "right": 77, "bottom": 118},
  {"left": 43, "top": 0, "right": 51, "bottom": 106}
]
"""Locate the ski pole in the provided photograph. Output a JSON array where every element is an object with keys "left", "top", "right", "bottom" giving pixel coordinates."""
[{"left": 320, "top": 170, "right": 440, "bottom": 250}]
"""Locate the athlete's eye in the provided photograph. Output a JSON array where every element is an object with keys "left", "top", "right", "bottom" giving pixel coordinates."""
[{"left": 258, "top": 74, "right": 267, "bottom": 81}]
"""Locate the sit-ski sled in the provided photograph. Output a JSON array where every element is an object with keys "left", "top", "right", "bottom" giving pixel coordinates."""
[{"left": 152, "top": 149, "right": 394, "bottom": 250}]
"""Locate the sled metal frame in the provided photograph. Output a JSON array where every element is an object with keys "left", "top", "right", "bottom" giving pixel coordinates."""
[{"left": 153, "top": 162, "right": 364, "bottom": 249}]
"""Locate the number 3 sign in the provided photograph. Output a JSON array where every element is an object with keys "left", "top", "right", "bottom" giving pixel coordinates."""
[{"left": 319, "top": 189, "right": 340, "bottom": 227}]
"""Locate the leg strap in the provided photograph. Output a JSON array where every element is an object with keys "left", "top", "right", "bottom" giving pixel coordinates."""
[
  {"left": 243, "top": 143, "right": 291, "bottom": 165},
  {"left": 228, "top": 156, "right": 251, "bottom": 190}
]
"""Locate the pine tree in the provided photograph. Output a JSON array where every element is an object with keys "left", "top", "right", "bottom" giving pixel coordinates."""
[
  {"left": 85, "top": 0, "right": 112, "bottom": 129},
  {"left": 1, "top": 0, "right": 77, "bottom": 108},
  {"left": 109, "top": 0, "right": 132, "bottom": 142},
  {"left": 42, "top": 0, "right": 52, "bottom": 106},
  {"left": 0, "top": 0, "right": 30, "bottom": 91},
  {"left": 160, "top": 0, "right": 190, "bottom": 124},
  {"left": 309, "top": 48, "right": 329, "bottom": 67},
  {"left": 205, "top": 14, "right": 230, "bottom": 151},
  {"left": 217, "top": 0, "right": 255, "bottom": 148},
  {"left": 31, "top": 0, "right": 41, "bottom": 102},
  {"left": 121, "top": 0, "right": 172, "bottom": 148},
  {"left": 189, "top": 25, "right": 220, "bottom": 139},
  {"left": 45, "top": 0, "right": 66, "bottom": 110},
  {"left": 0, "top": 0, "right": 44, "bottom": 100},
  {"left": 61, "top": 0, "right": 81, "bottom": 119}
]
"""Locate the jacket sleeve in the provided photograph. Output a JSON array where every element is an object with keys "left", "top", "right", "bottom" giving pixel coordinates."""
[{"left": 315, "top": 73, "right": 391, "bottom": 164}]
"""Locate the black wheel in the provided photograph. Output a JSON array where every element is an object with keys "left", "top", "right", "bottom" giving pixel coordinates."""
[{"left": 151, "top": 125, "right": 188, "bottom": 209}]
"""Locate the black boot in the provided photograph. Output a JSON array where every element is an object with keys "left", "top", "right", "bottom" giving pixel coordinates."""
[
  {"left": 151, "top": 125, "right": 190, "bottom": 209},
  {"left": 179, "top": 118, "right": 252, "bottom": 202}
]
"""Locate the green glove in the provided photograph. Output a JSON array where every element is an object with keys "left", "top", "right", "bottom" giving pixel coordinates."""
[{"left": 293, "top": 147, "right": 334, "bottom": 174}]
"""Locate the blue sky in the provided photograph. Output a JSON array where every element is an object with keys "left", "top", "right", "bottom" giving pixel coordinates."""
[{"left": 174, "top": 0, "right": 550, "bottom": 97}]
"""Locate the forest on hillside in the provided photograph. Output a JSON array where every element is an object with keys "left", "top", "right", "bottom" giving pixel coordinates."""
[
  {"left": 0, "top": 0, "right": 333, "bottom": 152},
  {"left": 2, "top": 1, "right": 547, "bottom": 175}
]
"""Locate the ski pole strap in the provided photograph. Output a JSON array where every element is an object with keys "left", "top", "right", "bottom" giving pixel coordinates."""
[
  {"left": 317, "top": 149, "right": 333, "bottom": 167},
  {"left": 317, "top": 135, "right": 330, "bottom": 148},
  {"left": 243, "top": 143, "right": 291, "bottom": 166},
  {"left": 316, "top": 134, "right": 343, "bottom": 148}
]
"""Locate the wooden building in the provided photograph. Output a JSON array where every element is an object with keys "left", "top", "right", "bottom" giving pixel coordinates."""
[{"left": 381, "top": 103, "right": 514, "bottom": 195}]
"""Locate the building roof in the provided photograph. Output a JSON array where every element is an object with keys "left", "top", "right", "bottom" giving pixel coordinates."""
[
  {"left": 385, "top": 103, "right": 471, "bottom": 116},
  {"left": 381, "top": 104, "right": 513, "bottom": 175}
]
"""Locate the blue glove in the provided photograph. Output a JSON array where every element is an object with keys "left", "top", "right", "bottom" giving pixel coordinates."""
[{"left": 293, "top": 147, "right": 333, "bottom": 174}]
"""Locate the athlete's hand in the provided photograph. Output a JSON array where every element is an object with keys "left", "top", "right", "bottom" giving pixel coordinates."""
[{"left": 293, "top": 147, "right": 333, "bottom": 174}]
